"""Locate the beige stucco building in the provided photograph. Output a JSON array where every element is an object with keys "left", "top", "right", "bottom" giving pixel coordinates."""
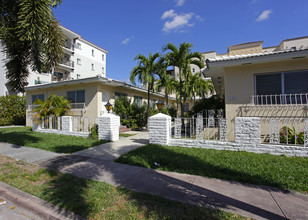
[
  {"left": 25, "top": 76, "right": 175, "bottom": 126},
  {"left": 203, "top": 36, "right": 308, "bottom": 141}
]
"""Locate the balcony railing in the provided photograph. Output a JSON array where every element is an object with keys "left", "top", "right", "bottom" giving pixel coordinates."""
[
  {"left": 63, "top": 43, "right": 74, "bottom": 51},
  {"left": 250, "top": 93, "right": 308, "bottom": 106},
  {"left": 60, "top": 60, "right": 74, "bottom": 68}
]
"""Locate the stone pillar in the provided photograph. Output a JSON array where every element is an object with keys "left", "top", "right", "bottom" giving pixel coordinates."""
[
  {"left": 98, "top": 114, "right": 120, "bottom": 141},
  {"left": 235, "top": 117, "right": 260, "bottom": 146},
  {"left": 62, "top": 116, "right": 72, "bottom": 133},
  {"left": 149, "top": 113, "right": 171, "bottom": 145}
]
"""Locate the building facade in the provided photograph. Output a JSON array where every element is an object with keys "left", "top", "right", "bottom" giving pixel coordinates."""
[
  {"left": 0, "top": 25, "right": 108, "bottom": 96},
  {"left": 203, "top": 36, "right": 308, "bottom": 141}
]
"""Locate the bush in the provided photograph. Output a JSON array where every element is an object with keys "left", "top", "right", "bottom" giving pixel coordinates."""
[
  {"left": 188, "top": 95, "right": 225, "bottom": 116},
  {"left": 0, "top": 95, "right": 26, "bottom": 126},
  {"left": 280, "top": 126, "right": 304, "bottom": 145},
  {"left": 89, "top": 124, "right": 98, "bottom": 140}
]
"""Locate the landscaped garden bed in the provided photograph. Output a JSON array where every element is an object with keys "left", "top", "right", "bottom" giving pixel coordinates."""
[
  {"left": 0, "top": 127, "right": 107, "bottom": 153},
  {"left": 116, "top": 144, "right": 308, "bottom": 193},
  {"left": 0, "top": 155, "right": 244, "bottom": 219}
]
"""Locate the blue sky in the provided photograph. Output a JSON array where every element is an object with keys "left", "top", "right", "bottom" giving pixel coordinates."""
[{"left": 54, "top": 0, "right": 308, "bottom": 82}]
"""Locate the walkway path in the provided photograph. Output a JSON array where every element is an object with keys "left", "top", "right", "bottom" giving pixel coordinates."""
[{"left": 0, "top": 134, "right": 307, "bottom": 219}]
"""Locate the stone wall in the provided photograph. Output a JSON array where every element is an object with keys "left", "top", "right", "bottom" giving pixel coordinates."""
[{"left": 149, "top": 114, "right": 308, "bottom": 157}]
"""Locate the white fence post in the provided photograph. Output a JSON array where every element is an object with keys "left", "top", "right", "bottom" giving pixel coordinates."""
[
  {"left": 98, "top": 114, "right": 120, "bottom": 141},
  {"left": 235, "top": 117, "right": 260, "bottom": 146},
  {"left": 62, "top": 116, "right": 72, "bottom": 133},
  {"left": 149, "top": 113, "right": 171, "bottom": 145}
]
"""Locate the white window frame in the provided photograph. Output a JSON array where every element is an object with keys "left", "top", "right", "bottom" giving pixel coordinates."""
[{"left": 77, "top": 58, "right": 81, "bottom": 65}]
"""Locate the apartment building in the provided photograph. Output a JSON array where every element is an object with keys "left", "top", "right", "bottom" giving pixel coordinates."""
[{"left": 0, "top": 25, "right": 108, "bottom": 96}]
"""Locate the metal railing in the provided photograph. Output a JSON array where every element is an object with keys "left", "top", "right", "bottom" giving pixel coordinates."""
[
  {"left": 70, "top": 103, "right": 85, "bottom": 109},
  {"left": 41, "top": 116, "right": 62, "bottom": 130},
  {"left": 72, "top": 116, "right": 97, "bottom": 132},
  {"left": 171, "top": 115, "right": 227, "bottom": 141},
  {"left": 60, "top": 60, "right": 74, "bottom": 68},
  {"left": 63, "top": 42, "right": 74, "bottom": 51},
  {"left": 261, "top": 118, "right": 307, "bottom": 146},
  {"left": 251, "top": 93, "right": 308, "bottom": 106}
]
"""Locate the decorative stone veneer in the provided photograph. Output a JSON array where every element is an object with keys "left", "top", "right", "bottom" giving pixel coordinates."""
[
  {"left": 98, "top": 114, "right": 120, "bottom": 141},
  {"left": 148, "top": 114, "right": 308, "bottom": 157},
  {"left": 149, "top": 113, "right": 171, "bottom": 145},
  {"left": 235, "top": 117, "right": 260, "bottom": 146}
]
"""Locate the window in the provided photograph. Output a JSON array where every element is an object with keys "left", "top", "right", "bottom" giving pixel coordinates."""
[
  {"left": 32, "top": 94, "right": 44, "bottom": 104},
  {"left": 77, "top": 58, "right": 81, "bottom": 65},
  {"left": 67, "top": 90, "right": 85, "bottom": 103},
  {"left": 134, "top": 96, "right": 142, "bottom": 106},
  {"left": 76, "top": 43, "right": 81, "bottom": 49},
  {"left": 192, "top": 68, "right": 195, "bottom": 73},
  {"left": 102, "top": 67, "right": 105, "bottom": 74},
  {"left": 114, "top": 92, "right": 127, "bottom": 101},
  {"left": 92, "top": 49, "right": 94, "bottom": 56},
  {"left": 183, "top": 103, "right": 189, "bottom": 112},
  {"left": 102, "top": 54, "right": 105, "bottom": 61},
  {"left": 77, "top": 74, "right": 80, "bottom": 79},
  {"left": 255, "top": 70, "right": 308, "bottom": 104},
  {"left": 91, "top": 63, "right": 94, "bottom": 71}
]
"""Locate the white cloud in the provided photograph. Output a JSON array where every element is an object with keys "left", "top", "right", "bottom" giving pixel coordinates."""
[
  {"left": 161, "top": 9, "right": 196, "bottom": 32},
  {"left": 175, "top": 0, "right": 185, "bottom": 6},
  {"left": 256, "top": 9, "right": 272, "bottom": 22},
  {"left": 121, "top": 36, "right": 134, "bottom": 44}
]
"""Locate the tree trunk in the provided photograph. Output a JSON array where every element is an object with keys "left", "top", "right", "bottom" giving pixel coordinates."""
[
  {"left": 165, "top": 91, "right": 168, "bottom": 114},
  {"left": 147, "top": 85, "right": 150, "bottom": 128}
]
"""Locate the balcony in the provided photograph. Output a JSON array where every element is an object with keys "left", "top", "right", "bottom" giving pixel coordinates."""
[
  {"left": 63, "top": 43, "right": 75, "bottom": 54},
  {"left": 250, "top": 93, "right": 308, "bottom": 106},
  {"left": 27, "top": 103, "right": 85, "bottom": 111},
  {"left": 58, "top": 60, "right": 74, "bottom": 71}
]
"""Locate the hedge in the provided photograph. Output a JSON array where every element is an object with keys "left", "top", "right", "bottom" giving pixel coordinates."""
[{"left": 0, "top": 95, "right": 26, "bottom": 126}]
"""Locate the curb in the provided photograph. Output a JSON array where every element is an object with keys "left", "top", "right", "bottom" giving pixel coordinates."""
[{"left": 0, "top": 181, "right": 85, "bottom": 220}]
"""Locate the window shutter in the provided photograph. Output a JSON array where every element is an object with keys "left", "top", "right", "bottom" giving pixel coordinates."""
[
  {"left": 256, "top": 74, "right": 281, "bottom": 95},
  {"left": 284, "top": 71, "right": 308, "bottom": 94}
]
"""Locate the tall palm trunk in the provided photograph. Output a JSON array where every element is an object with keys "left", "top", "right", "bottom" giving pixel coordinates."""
[{"left": 147, "top": 85, "right": 150, "bottom": 128}]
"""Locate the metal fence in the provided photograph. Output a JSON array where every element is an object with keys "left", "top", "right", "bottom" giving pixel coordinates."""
[
  {"left": 72, "top": 116, "right": 97, "bottom": 133},
  {"left": 251, "top": 93, "right": 308, "bottom": 106},
  {"left": 171, "top": 111, "right": 227, "bottom": 141},
  {"left": 261, "top": 118, "right": 308, "bottom": 146},
  {"left": 41, "top": 116, "right": 62, "bottom": 130}
]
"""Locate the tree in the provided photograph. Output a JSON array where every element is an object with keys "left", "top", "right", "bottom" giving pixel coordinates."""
[
  {"left": 130, "top": 53, "right": 160, "bottom": 123},
  {"left": 0, "top": 0, "right": 64, "bottom": 93},
  {"left": 163, "top": 42, "right": 204, "bottom": 118},
  {"left": 156, "top": 57, "right": 178, "bottom": 111},
  {"left": 188, "top": 72, "right": 214, "bottom": 104},
  {"left": 33, "top": 94, "right": 71, "bottom": 121}
]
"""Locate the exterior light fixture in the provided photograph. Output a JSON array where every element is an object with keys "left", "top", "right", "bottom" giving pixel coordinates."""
[
  {"left": 105, "top": 100, "right": 113, "bottom": 113},
  {"left": 156, "top": 100, "right": 164, "bottom": 113}
]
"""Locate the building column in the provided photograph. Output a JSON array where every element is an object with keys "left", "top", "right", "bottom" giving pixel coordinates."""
[{"left": 235, "top": 117, "right": 261, "bottom": 146}]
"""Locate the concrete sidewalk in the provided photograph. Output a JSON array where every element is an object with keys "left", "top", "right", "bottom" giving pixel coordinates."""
[{"left": 0, "top": 138, "right": 307, "bottom": 219}]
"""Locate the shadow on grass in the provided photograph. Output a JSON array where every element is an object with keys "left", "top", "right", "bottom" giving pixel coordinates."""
[
  {"left": 116, "top": 144, "right": 307, "bottom": 192},
  {"left": 36, "top": 153, "right": 289, "bottom": 219},
  {"left": 0, "top": 128, "right": 42, "bottom": 147}
]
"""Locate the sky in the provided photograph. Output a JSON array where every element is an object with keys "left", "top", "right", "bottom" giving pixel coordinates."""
[{"left": 54, "top": 0, "right": 308, "bottom": 82}]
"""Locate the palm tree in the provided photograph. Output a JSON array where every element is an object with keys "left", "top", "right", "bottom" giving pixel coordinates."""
[
  {"left": 130, "top": 53, "right": 160, "bottom": 122},
  {"left": 189, "top": 72, "right": 215, "bottom": 104},
  {"left": 156, "top": 57, "right": 178, "bottom": 111},
  {"left": 33, "top": 94, "right": 71, "bottom": 122},
  {"left": 0, "top": 0, "right": 64, "bottom": 93},
  {"left": 163, "top": 42, "right": 204, "bottom": 118}
]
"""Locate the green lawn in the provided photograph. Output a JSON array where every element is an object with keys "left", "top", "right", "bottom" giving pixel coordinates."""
[
  {"left": 0, "top": 127, "right": 107, "bottom": 153},
  {"left": 0, "top": 155, "right": 244, "bottom": 220},
  {"left": 116, "top": 144, "right": 308, "bottom": 193},
  {"left": 119, "top": 133, "right": 136, "bottom": 137}
]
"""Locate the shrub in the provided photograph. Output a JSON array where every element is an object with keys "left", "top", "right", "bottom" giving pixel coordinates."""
[
  {"left": 188, "top": 95, "right": 225, "bottom": 116},
  {"left": 89, "top": 124, "right": 98, "bottom": 140},
  {"left": 279, "top": 126, "right": 304, "bottom": 145},
  {"left": 0, "top": 95, "right": 26, "bottom": 126}
]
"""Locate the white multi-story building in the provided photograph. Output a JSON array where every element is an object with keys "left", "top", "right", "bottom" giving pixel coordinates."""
[{"left": 0, "top": 25, "right": 108, "bottom": 96}]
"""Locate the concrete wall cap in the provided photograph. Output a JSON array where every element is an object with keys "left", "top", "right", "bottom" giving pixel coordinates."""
[
  {"left": 149, "top": 113, "right": 171, "bottom": 119},
  {"left": 99, "top": 114, "right": 120, "bottom": 119}
]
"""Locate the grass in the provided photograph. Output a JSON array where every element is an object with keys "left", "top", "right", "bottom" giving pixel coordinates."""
[
  {"left": 119, "top": 133, "right": 136, "bottom": 137},
  {"left": 0, "top": 127, "right": 107, "bottom": 153},
  {"left": 116, "top": 144, "right": 308, "bottom": 193},
  {"left": 0, "top": 155, "right": 245, "bottom": 220}
]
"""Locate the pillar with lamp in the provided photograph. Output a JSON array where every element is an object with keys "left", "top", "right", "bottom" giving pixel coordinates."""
[
  {"left": 156, "top": 100, "right": 164, "bottom": 113},
  {"left": 105, "top": 100, "right": 113, "bottom": 113}
]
